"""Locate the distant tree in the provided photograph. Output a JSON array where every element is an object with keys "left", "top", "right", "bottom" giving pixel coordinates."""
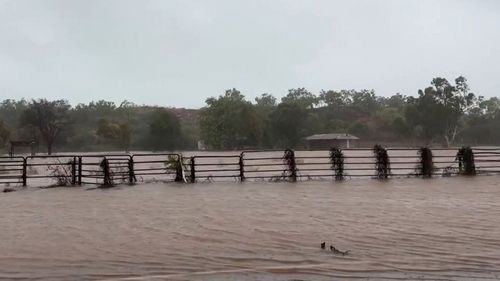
[
  {"left": 406, "top": 76, "right": 478, "bottom": 146},
  {"left": 281, "top": 88, "right": 318, "bottom": 109},
  {"left": 319, "top": 90, "right": 350, "bottom": 108},
  {"left": 96, "top": 119, "right": 131, "bottom": 152},
  {"left": 254, "top": 94, "right": 277, "bottom": 148},
  {"left": 20, "top": 99, "right": 71, "bottom": 155},
  {"left": 0, "top": 99, "right": 28, "bottom": 129},
  {"left": 149, "top": 109, "right": 182, "bottom": 151},
  {"left": 200, "top": 89, "right": 263, "bottom": 149},
  {"left": 270, "top": 102, "right": 307, "bottom": 147},
  {"left": 350, "top": 89, "right": 380, "bottom": 115},
  {"left": 255, "top": 93, "right": 277, "bottom": 108},
  {"left": 0, "top": 118, "right": 10, "bottom": 149}
]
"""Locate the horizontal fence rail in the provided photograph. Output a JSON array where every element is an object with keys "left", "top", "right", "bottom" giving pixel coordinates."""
[{"left": 0, "top": 146, "right": 499, "bottom": 187}]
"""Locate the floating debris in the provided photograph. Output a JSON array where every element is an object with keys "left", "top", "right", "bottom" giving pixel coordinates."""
[{"left": 330, "top": 245, "right": 350, "bottom": 256}]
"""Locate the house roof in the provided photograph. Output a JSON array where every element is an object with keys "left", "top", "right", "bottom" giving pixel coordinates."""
[{"left": 305, "top": 133, "right": 359, "bottom": 141}]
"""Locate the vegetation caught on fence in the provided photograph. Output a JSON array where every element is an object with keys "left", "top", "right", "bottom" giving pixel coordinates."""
[
  {"left": 457, "top": 146, "right": 476, "bottom": 175},
  {"left": 1, "top": 147, "right": 500, "bottom": 188},
  {"left": 329, "top": 147, "right": 345, "bottom": 180},
  {"left": 99, "top": 157, "right": 115, "bottom": 187},
  {"left": 417, "top": 147, "right": 434, "bottom": 178},
  {"left": 47, "top": 159, "right": 73, "bottom": 187},
  {"left": 373, "top": 145, "right": 391, "bottom": 179},
  {"left": 282, "top": 149, "right": 297, "bottom": 182},
  {"left": 165, "top": 155, "right": 184, "bottom": 182}
]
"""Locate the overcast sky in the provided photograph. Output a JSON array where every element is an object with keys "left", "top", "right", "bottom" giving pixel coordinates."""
[{"left": 1, "top": 0, "right": 499, "bottom": 108}]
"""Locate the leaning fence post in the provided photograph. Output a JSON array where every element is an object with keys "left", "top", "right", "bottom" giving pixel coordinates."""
[
  {"left": 283, "top": 149, "right": 297, "bottom": 182},
  {"left": 78, "top": 156, "right": 82, "bottom": 185},
  {"left": 22, "top": 157, "right": 27, "bottom": 186},
  {"left": 239, "top": 153, "right": 245, "bottom": 182},
  {"left": 174, "top": 155, "right": 184, "bottom": 182},
  {"left": 190, "top": 156, "right": 196, "bottom": 183},
  {"left": 71, "top": 156, "right": 77, "bottom": 185},
  {"left": 128, "top": 156, "right": 137, "bottom": 183},
  {"left": 100, "top": 157, "right": 112, "bottom": 186}
]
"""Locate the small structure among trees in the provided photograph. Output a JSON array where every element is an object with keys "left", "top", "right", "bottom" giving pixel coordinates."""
[
  {"left": 305, "top": 133, "right": 359, "bottom": 150},
  {"left": 9, "top": 140, "right": 37, "bottom": 156}
]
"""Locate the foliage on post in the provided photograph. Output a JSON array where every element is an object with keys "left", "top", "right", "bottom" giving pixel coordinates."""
[
  {"left": 99, "top": 157, "right": 113, "bottom": 186},
  {"left": 373, "top": 144, "right": 391, "bottom": 179},
  {"left": 128, "top": 157, "right": 137, "bottom": 183},
  {"left": 283, "top": 149, "right": 297, "bottom": 182},
  {"left": 417, "top": 147, "right": 434, "bottom": 178},
  {"left": 329, "top": 147, "right": 344, "bottom": 180},
  {"left": 457, "top": 146, "right": 476, "bottom": 175}
]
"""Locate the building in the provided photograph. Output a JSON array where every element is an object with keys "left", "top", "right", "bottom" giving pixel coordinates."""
[
  {"left": 305, "top": 133, "right": 359, "bottom": 150},
  {"left": 9, "top": 140, "right": 37, "bottom": 156}
]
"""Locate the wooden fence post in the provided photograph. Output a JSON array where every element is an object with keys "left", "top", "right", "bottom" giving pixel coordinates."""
[
  {"left": 190, "top": 156, "right": 196, "bottom": 183},
  {"left": 22, "top": 157, "right": 27, "bottom": 187},
  {"left": 239, "top": 153, "right": 245, "bottom": 182},
  {"left": 100, "top": 157, "right": 112, "bottom": 186},
  {"left": 71, "top": 156, "right": 77, "bottom": 185},
  {"left": 174, "top": 155, "right": 184, "bottom": 182},
  {"left": 284, "top": 149, "right": 297, "bottom": 182},
  {"left": 78, "top": 156, "right": 82, "bottom": 185}
]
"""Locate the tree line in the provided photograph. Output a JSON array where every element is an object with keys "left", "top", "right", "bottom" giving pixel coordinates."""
[
  {"left": 1, "top": 76, "right": 500, "bottom": 154},
  {"left": 0, "top": 100, "right": 196, "bottom": 154}
]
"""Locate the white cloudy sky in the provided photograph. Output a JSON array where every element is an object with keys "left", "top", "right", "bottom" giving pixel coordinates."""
[{"left": 0, "top": 0, "right": 499, "bottom": 108}]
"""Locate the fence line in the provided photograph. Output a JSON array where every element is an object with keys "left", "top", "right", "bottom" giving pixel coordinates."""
[{"left": 0, "top": 146, "right": 498, "bottom": 187}]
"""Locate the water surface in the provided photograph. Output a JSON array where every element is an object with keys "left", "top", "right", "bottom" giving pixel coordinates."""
[{"left": 1, "top": 176, "right": 500, "bottom": 280}]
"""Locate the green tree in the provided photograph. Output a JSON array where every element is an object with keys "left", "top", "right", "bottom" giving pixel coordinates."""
[
  {"left": 20, "top": 99, "right": 71, "bottom": 155},
  {"left": 281, "top": 88, "right": 318, "bottom": 109},
  {"left": 200, "top": 89, "right": 263, "bottom": 149},
  {"left": 96, "top": 119, "right": 131, "bottom": 152},
  {"left": 406, "top": 76, "right": 478, "bottom": 146},
  {"left": 0, "top": 118, "right": 10, "bottom": 149},
  {"left": 270, "top": 102, "right": 307, "bottom": 147},
  {"left": 0, "top": 99, "right": 28, "bottom": 129},
  {"left": 149, "top": 109, "right": 182, "bottom": 151}
]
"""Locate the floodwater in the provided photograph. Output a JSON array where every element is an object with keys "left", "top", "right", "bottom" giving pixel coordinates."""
[{"left": 1, "top": 176, "right": 500, "bottom": 280}]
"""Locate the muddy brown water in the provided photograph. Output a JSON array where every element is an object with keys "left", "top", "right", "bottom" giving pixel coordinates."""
[{"left": 1, "top": 176, "right": 500, "bottom": 280}]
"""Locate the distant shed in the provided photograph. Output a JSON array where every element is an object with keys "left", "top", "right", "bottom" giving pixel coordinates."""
[{"left": 305, "top": 133, "right": 359, "bottom": 150}]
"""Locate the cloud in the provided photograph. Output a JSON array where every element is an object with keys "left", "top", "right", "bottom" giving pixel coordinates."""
[{"left": 0, "top": 0, "right": 499, "bottom": 107}]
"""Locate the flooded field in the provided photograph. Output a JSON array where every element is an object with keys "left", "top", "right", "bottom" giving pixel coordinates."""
[{"left": 1, "top": 176, "right": 500, "bottom": 280}]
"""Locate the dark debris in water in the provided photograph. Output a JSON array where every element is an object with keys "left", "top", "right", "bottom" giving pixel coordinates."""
[{"left": 320, "top": 242, "right": 350, "bottom": 256}]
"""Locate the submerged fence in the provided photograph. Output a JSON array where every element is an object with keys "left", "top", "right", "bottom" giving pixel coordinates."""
[{"left": 1, "top": 146, "right": 500, "bottom": 187}]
